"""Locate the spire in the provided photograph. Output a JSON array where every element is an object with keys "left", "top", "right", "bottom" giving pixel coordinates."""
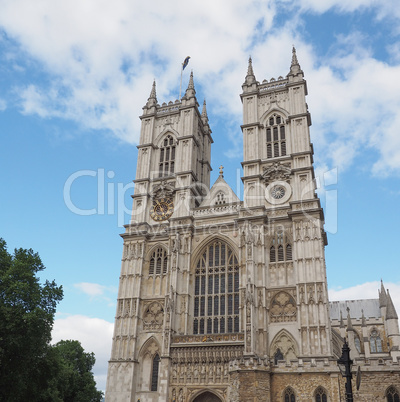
[
  {"left": 379, "top": 279, "right": 387, "bottom": 307},
  {"left": 201, "top": 99, "right": 211, "bottom": 134},
  {"left": 149, "top": 80, "right": 157, "bottom": 99},
  {"left": 287, "top": 46, "right": 304, "bottom": 79},
  {"left": 386, "top": 289, "right": 398, "bottom": 320},
  {"left": 346, "top": 307, "right": 353, "bottom": 331},
  {"left": 243, "top": 56, "right": 256, "bottom": 86},
  {"left": 201, "top": 99, "right": 208, "bottom": 123},
  {"left": 145, "top": 80, "right": 157, "bottom": 108},
  {"left": 291, "top": 46, "right": 299, "bottom": 67},
  {"left": 188, "top": 70, "right": 194, "bottom": 89},
  {"left": 361, "top": 309, "right": 366, "bottom": 327},
  {"left": 183, "top": 71, "right": 196, "bottom": 99}
]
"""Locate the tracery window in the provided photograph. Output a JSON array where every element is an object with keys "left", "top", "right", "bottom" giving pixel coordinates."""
[
  {"left": 150, "top": 354, "right": 160, "bottom": 391},
  {"left": 193, "top": 241, "right": 239, "bottom": 334},
  {"left": 159, "top": 135, "right": 175, "bottom": 177},
  {"left": 386, "top": 386, "right": 400, "bottom": 402},
  {"left": 370, "top": 329, "right": 383, "bottom": 353},
  {"left": 215, "top": 192, "right": 226, "bottom": 205},
  {"left": 270, "top": 229, "right": 292, "bottom": 263},
  {"left": 266, "top": 113, "right": 286, "bottom": 158},
  {"left": 284, "top": 387, "right": 296, "bottom": 402},
  {"left": 315, "top": 387, "right": 328, "bottom": 402},
  {"left": 149, "top": 247, "right": 168, "bottom": 276}
]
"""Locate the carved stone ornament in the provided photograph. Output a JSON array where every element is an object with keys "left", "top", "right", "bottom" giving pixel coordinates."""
[
  {"left": 151, "top": 180, "right": 175, "bottom": 199},
  {"left": 262, "top": 162, "right": 292, "bottom": 184},
  {"left": 143, "top": 302, "right": 164, "bottom": 330},
  {"left": 270, "top": 291, "right": 297, "bottom": 323}
]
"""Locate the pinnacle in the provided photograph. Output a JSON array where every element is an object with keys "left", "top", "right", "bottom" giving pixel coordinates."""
[
  {"left": 201, "top": 99, "right": 208, "bottom": 121},
  {"left": 379, "top": 279, "right": 387, "bottom": 307},
  {"left": 187, "top": 71, "right": 195, "bottom": 90},
  {"left": 247, "top": 56, "right": 255, "bottom": 77},
  {"left": 346, "top": 307, "right": 353, "bottom": 331},
  {"left": 287, "top": 46, "right": 303, "bottom": 78},
  {"left": 291, "top": 46, "right": 299, "bottom": 67},
  {"left": 243, "top": 56, "right": 256, "bottom": 86},
  {"left": 386, "top": 289, "right": 398, "bottom": 320},
  {"left": 183, "top": 71, "right": 196, "bottom": 99},
  {"left": 149, "top": 80, "right": 157, "bottom": 99}
]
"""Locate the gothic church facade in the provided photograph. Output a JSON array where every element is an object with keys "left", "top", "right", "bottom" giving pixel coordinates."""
[{"left": 105, "top": 49, "right": 400, "bottom": 401}]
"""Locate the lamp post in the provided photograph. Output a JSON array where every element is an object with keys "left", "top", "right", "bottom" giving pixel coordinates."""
[{"left": 337, "top": 338, "right": 354, "bottom": 401}]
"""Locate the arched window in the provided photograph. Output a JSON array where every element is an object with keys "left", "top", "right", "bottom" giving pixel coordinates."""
[
  {"left": 386, "top": 386, "right": 400, "bottom": 402},
  {"left": 370, "top": 329, "right": 383, "bottom": 353},
  {"left": 150, "top": 354, "right": 160, "bottom": 391},
  {"left": 215, "top": 192, "right": 226, "bottom": 205},
  {"left": 193, "top": 241, "right": 239, "bottom": 335},
  {"left": 270, "top": 228, "right": 292, "bottom": 263},
  {"left": 159, "top": 135, "right": 175, "bottom": 177},
  {"left": 266, "top": 113, "right": 287, "bottom": 158},
  {"left": 284, "top": 387, "right": 296, "bottom": 402},
  {"left": 315, "top": 386, "right": 328, "bottom": 402},
  {"left": 149, "top": 248, "right": 168, "bottom": 276}
]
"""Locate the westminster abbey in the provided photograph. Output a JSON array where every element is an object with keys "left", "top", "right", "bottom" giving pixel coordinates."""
[{"left": 105, "top": 49, "right": 400, "bottom": 401}]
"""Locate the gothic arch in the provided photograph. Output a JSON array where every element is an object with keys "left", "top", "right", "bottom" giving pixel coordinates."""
[
  {"left": 154, "top": 129, "right": 179, "bottom": 146},
  {"left": 385, "top": 385, "right": 400, "bottom": 402},
  {"left": 269, "top": 291, "right": 297, "bottom": 322},
  {"left": 260, "top": 106, "right": 289, "bottom": 126},
  {"left": 191, "top": 235, "right": 239, "bottom": 266},
  {"left": 270, "top": 329, "right": 299, "bottom": 363},
  {"left": 136, "top": 337, "right": 161, "bottom": 392},
  {"left": 314, "top": 386, "right": 328, "bottom": 402},
  {"left": 369, "top": 327, "right": 383, "bottom": 353},
  {"left": 191, "top": 390, "right": 223, "bottom": 402},
  {"left": 138, "top": 336, "right": 161, "bottom": 359},
  {"left": 191, "top": 238, "right": 240, "bottom": 335}
]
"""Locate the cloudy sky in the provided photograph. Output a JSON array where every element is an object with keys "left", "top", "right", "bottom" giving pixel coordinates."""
[{"left": 1, "top": 0, "right": 400, "bottom": 392}]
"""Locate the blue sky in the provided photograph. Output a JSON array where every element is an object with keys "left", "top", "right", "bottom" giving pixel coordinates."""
[{"left": 1, "top": 0, "right": 400, "bottom": 391}]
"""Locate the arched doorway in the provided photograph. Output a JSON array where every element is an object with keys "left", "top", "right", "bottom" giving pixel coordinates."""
[{"left": 192, "top": 391, "right": 222, "bottom": 402}]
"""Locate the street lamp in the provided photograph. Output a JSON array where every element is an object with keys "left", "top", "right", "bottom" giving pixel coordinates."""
[{"left": 337, "top": 338, "right": 354, "bottom": 401}]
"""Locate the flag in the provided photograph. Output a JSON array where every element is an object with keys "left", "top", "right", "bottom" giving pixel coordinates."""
[{"left": 182, "top": 56, "right": 191, "bottom": 70}]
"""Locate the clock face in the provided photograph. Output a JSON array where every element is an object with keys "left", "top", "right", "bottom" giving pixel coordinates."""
[{"left": 150, "top": 198, "right": 174, "bottom": 221}]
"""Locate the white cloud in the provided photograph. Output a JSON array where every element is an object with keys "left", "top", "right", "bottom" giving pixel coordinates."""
[
  {"left": 329, "top": 281, "right": 400, "bottom": 319},
  {"left": 0, "top": 98, "right": 6, "bottom": 111},
  {"left": 0, "top": 1, "right": 400, "bottom": 174},
  {"left": 74, "top": 282, "right": 107, "bottom": 297},
  {"left": 52, "top": 314, "right": 114, "bottom": 393}
]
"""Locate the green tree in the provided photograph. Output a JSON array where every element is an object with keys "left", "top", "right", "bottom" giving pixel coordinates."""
[
  {"left": 0, "top": 239, "right": 103, "bottom": 401},
  {"left": 0, "top": 238, "right": 63, "bottom": 401},
  {"left": 50, "top": 340, "right": 103, "bottom": 402}
]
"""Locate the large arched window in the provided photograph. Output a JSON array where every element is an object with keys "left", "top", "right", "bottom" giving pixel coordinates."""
[
  {"left": 370, "top": 329, "right": 383, "bottom": 353},
  {"left": 284, "top": 387, "right": 296, "bottom": 402},
  {"left": 315, "top": 386, "right": 328, "bottom": 402},
  {"left": 159, "top": 135, "right": 175, "bottom": 177},
  {"left": 266, "top": 113, "right": 286, "bottom": 158},
  {"left": 386, "top": 386, "right": 400, "bottom": 402},
  {"left": 150, "top": 354, "right": 160, "bottom": 391},
  {"left": 193, "top": 240, "right": 239, "bottom": 334},
  {"left": 149, "top": 247, "right": 168, "bottom": 276}
]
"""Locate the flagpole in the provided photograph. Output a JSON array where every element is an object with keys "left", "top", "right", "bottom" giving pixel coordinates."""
[{"left": 179, "top": 63, "right": 183, "bottom": 100}]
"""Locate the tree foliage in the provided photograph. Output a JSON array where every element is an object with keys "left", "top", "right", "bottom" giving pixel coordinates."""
[
  {"left": 0, "top": 239, "right": 102, "bottom": 402},
  {"left": 50, "top": 340, "right": 103, "bottom": 402}
]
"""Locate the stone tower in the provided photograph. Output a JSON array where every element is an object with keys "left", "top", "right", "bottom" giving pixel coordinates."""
[{"left": 105, "top": 50, "right": 400, "bottom": 402}]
